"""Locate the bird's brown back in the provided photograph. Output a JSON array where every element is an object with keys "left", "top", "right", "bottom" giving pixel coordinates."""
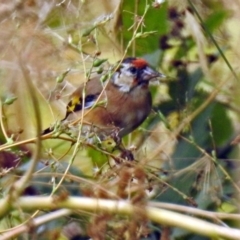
[{"left": 65, "top": 76, "right": 152, "bottom": 137}]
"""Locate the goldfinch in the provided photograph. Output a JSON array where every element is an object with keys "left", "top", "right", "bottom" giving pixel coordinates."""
[{"left": 42, "top": 57, "right": 164, "bottom": 139}]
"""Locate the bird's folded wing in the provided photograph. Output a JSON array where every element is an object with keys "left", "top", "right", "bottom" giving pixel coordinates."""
[{"left": 64, "top": 77, "right": 105, "bottom": 120}]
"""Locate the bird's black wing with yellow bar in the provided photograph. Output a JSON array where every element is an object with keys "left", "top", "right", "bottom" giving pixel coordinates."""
[{"left": 42, "top": 78, "right": 103, "bottom": 135}]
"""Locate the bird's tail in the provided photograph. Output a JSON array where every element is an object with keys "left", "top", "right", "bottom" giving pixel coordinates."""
[
  {"left": 41, "top": 127, "right": 53, "bottom": 135},
  {"left": 41, "top": 116, "right": 67, "bottom": 135}
]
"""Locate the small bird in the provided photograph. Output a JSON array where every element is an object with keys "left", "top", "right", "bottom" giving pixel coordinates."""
[{"left": 43, "top": 57, "right": 164, "bottom": 141}]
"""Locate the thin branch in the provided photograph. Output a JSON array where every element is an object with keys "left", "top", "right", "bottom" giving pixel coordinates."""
[
  {"left": 0, "top": 196, "right": 239, "bottom": 239},
  {"left": 147, "top": 79, "right": 227, "bottom": 161},
  {"left": 0, "top": 209, "right": 72, "bottom": 240},
  {"left": 0, "top": 55, "right": 43, "bottom": 216},
  {"left": 149, "top": 202, "right": 240, "bottom": 221},
  {"left": 12, "top": 56, "right": 42, "bottom": 195},
  {"left": 0, "top": 100, "right": 9, "bottom": 141},
  {"left": 188, "top": 0, "right": 239, "bottom": 82}
]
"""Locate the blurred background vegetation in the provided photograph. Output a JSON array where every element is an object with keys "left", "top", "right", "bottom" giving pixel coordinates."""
[{"left": 1, "top": 0, "right": 240, "bottom": 239}]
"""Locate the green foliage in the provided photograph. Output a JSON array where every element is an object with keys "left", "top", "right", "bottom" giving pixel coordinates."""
[
  {"left": 0, "top": 0, "right": 239, "bottom": 239},
  {"left": 121, "top": 1, "right": 169, "bottom": 55},
  {"left": 204, "top": 10, "right": 230, "bottom": 32}
]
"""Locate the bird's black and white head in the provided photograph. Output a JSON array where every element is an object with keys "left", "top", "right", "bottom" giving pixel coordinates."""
[{"left": 111, "top": 57, "right": 164, "bottom": 92}]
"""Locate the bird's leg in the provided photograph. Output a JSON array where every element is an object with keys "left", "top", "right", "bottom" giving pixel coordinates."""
[
  {"left": 108, "top": 129, "right": 135, "bottom": 161},
  {"left": 118, "top": 143, "right": 135, "bottom": 161}
]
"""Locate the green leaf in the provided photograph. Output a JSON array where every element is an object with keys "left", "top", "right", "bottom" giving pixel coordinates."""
[
  {"left": 56, "top": 69, "right": 71, "bottom": 83},
  {"left": 81, "top": 26, "right": 96, "bottom": 37},
  {"left": 210, "top": 102, "right": 233, "bottom": 146},
  {"left": 121, "top": 0, "right": 169, "bottom": 55},
  {"left": 92, "top": 58, "right": 107, "bottom": 67},
  {"left": 3, "top": 96, "right": 17, "bottom": 105},
  {"left": 204, "top": 10, "right": 229, "bottom": 32}
]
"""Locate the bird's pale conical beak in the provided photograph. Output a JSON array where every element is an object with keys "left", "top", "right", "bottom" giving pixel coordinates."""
[{"left": 143, "top": 66, "right": 165, "bottom": 81}]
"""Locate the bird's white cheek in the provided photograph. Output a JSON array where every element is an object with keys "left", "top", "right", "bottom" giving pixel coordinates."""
[
  {"left": 119, "top": 85, "right": 131, "bottom": 92},
  {"left": 112, "top": 73, "right": 133, "bottom": 92}
]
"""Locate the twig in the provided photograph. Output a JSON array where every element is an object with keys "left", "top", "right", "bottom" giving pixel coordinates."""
[
  {"left": 0, "top": 196, "right": 239, "bottom": 239},
  {"left": 0, "top": 209, "right": 72, "bottom": 240},
  {"left": 0, "top": 100, "right": 9, "bottom": 141},
  {"left": 146, "top": 79, "right": 227, "bottom": 161},
  {"left": 149, "top": 202, "right": 240, "bottom": 221},
  {"left": 188, "top": 0, "right": 239, "bottom": 82},
  {"left": 11, "top": 56, "right": 42, "bottom": 195},
  {"left": 0, "top": 54, "right": 43, "bottom": 216}
]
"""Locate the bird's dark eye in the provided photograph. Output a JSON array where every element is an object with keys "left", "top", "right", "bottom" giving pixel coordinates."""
[{"left": 128, "top": 66, "right": 137, "bottom": 74}]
